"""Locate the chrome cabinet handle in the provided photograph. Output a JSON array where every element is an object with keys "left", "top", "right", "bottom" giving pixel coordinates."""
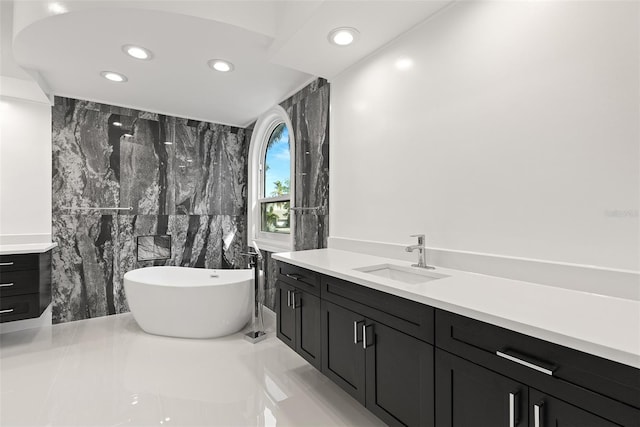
[
  {"left": 353, "top": 320, "right": 364, "bottom": 344},
  {"left": 496, "top": 350, "right": 555, "bottom": 376},
  {"left": 0, "top": 308, "right": 14, "bottom": 314},
  {"left": 0, "top": 262, "right": 14, "bottom": 266},
  {"left": 362, "top": 324, "right": 374, "bottom": 349},
  {"left": 509, "top": 392, "right": 517, "bottom": 427},
  {"left": 292, "top": 291, "right": 300, "bottom": 309},
  {"left": 363, "top": 324, "right": 367, "bottom": 349},
  {"left": 0, "top": 283, "right": 14, "bottom": 287},
  {"left": 534, "top": 402, "right": 543, "bottom": 427},
  {"left": 285, "top": 273, "right": 303, "bottom": 281},
  {"left": 287, "top": 290, "right": 297, "bottom": 308}
]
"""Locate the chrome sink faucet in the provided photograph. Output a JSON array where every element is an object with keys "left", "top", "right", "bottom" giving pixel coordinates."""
[{"left": 406, "top": 234, "right": 435, "bottom": 269}]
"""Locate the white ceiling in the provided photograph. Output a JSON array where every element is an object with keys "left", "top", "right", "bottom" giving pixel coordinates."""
[{"left": 4, "top": 0, "right": 451, "bottom": 127}]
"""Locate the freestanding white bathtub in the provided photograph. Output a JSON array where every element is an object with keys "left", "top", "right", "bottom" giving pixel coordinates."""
[{"left": 123, "top": 266, "right": 252, "bottom": 339}]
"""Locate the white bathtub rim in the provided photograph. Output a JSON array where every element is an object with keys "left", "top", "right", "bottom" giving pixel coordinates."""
[{"left": 124, "top": 265, "right": 253, "bottom": 288}]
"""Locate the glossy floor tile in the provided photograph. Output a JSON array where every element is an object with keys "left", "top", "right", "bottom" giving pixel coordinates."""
[{"left": 1, "top": 313, "right": 384, "bottom": 426}]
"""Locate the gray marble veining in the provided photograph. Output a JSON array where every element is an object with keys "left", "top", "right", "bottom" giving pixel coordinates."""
[
  {"left": 51, "top": 213, "right": 117, "bottom": 323},
  {"left": 52, "top": 100, "right": 119, "bottom": 215},
  {"left": 175, "top": 121, "right": 220, "bottom": 215},
  {"left": 220, "top": 128, "right": 250, "bottom": 216},
  {"left": 280, "top": 79, "right": 330, "bottom": 251}
]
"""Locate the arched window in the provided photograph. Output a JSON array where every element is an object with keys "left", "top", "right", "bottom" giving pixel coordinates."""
[
  {"left": 248, "top": 106, "right": 295, "bottom": 251},
  {"left": 260, "top": 123, "right": 290, "bottom": 233}
]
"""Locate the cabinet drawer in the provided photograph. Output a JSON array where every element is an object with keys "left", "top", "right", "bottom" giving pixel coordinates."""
[
  {"left": 0, "top": 253, "right": 38, "bottom": 272},
  {"left": 0, "top": 294, "right": 40, "bottom": 323},
  {"left": 435, "top": 309, "right": 640, "bottom": 411},
  {"left": 277, "top": 262, "right": 320, "bottom": 296},
  {"left": 322, "top": 275, "right": 434, "bottom": 344},
  {"left": 0, "top": 269, "right": 39, "bottom": 297}
]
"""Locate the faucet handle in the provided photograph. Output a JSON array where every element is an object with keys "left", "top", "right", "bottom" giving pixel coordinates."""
[{"left": 410, "top": 234, "right": 425, "bottom": 245}]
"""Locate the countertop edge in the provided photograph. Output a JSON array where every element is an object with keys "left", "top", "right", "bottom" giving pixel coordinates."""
[{"left": 0, "top": 243, "right": 58, "bottom": 255}]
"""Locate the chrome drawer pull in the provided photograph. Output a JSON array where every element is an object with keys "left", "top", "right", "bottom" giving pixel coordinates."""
[
  {"left": 362, "top": 324, "right": 374, "bottom": 349},
  {"left": 496, "top": 351, "right": 555, "bottom": 376},
  {"left": 285, "top": 273, "right": 303, "bottom": 281},
  {"left": 353, "top": 321, "right": 358, "bottom": 344},
  {"left": 0, "top": 308, "right": 14, "bottom": 314},
  {"left": 509, "top": 392, "right": 518, "bottom": 427},
  {"left": 292, "top": 291, "right": 300, "bottom": 309},
  {"left": 0, "top": 283, "right": 14, "bottom": 287},
  {"left": 353, "top": 320, "right": 364, "bottom": 344},
  {"left": 363, "top": 324, "right": 367, "bottom": 349},
  {"left": 0, "top": 262, "right": 14, "bottom": 266},
  {"left": 534, "top": 402, "right": 543, "bottom": 427}
]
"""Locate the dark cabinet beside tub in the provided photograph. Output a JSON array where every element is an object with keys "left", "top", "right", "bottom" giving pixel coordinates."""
[
  {"left": 275, "top": 260, "right": 640, "bottom": 427},
  {"left": 275, "top": 262, "right": 322, "bottom": 370},
  {"left": 0, "top": 251, "right": 52, "bottom": 323}
]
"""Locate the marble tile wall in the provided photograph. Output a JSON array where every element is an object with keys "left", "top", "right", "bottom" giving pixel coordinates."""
[
  {"left": 51, "top": 97, "right": 250, "bottom": 324},
  {"left": 262, "top": 78, "right": 331, "bottom": 312},
  {"left": 281, "top": 78, "right": 330, "bottom": 251}
]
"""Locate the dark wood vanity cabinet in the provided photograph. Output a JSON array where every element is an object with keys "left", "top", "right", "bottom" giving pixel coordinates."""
[
  {"left": 275, "top": 263, "right": 322, "bottom": 370},
  {"left": 435, "top": 349, "right": 630, "bottom": 427},
  {"left": 321, "top": 300, "right": 366, "bottom": 400},
  {"left": 274, "top": 260, "right": 640, "bottom": 427},
  {"left": 320, "top": 271, "right": 435, "bottom": 427},
  {"left": 436, "top": 349, "right": 529, "bottom": 427},
  {"left": 276, "top": 260, "right": 435, "bottom": 427},
  {"left": 0, "top": 251, "right": 51, "bottom": 322},
  {"left": 321, "top": 300, "right": 434, "bottom": 427},
  {"left": 435, "top": 310, "right": 640, "bottom": 427}
]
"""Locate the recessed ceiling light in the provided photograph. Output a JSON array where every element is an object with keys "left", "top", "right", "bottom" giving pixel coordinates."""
[
  {"left": 208, "top": 59, "right": 234, "bottom": 73},
  {"left": 101, "top": 71, "right": 128, "bottom": 83},
  {"left": 112, "top": 121, "right": 122, "bottom": 127},
  {"left": 122, "top": 45, "right": 153, "bottom": 60},
  {"left": 328, "top": 27, "right": 359, "bottom": 46}
]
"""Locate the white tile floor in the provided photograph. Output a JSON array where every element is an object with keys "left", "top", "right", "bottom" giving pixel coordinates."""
[{"left": 0, "top": 312, "right": 384, "bottom": 427}]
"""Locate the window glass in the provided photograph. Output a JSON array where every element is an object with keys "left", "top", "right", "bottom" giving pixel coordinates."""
[
  {"left": 263, "top": 123, "right": 290, "bottom": 198},
  {"left": 261, "top": 201, "right": 290, "bottom": 233},
  {"left": 261, "top": 123, "right": 290, "bottom": 234}
]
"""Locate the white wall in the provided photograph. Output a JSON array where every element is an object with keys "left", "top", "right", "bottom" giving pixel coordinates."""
[
  {"left": 0, "top": 77, "right": 52, "bottom": 243},
  {"left": 330, "top": 1, "right": 639, "bottom": 273}
]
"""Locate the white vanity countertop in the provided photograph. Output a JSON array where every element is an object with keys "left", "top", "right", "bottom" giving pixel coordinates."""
[
  {"left": 0, "top": 242, "right": 57, "bottom": 255},
  {"left": 273, "top": 248, "right": 640, "bottom": 369}
]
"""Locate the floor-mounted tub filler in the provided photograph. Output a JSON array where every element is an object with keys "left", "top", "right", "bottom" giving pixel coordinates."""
[{"left": 124, "top": 266, "right": 252, "bottom": 339}]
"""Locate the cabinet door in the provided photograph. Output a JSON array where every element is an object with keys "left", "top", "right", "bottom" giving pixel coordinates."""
[
  {"left": 529, "top": 390, "right": 622, "bottom": 427},
  {"left": 295, "top": 291, "right": 321, "bottom": 370},
  {"left": 436, "top": 349, "right": 528, "bottom": 427},
  {"left": 276, "top": 281, "right": 296, "bottom": 350},
  {"left": 321, "top": 300, "right": 366, "bottom": 404},
  {"left": 365, "top": 321, "right": 434, "bottom": 427}
]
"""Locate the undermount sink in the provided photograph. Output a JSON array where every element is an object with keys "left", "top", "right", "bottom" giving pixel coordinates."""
[{"left": 354, "top": 264, "right": 449, "bottom": 285}]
